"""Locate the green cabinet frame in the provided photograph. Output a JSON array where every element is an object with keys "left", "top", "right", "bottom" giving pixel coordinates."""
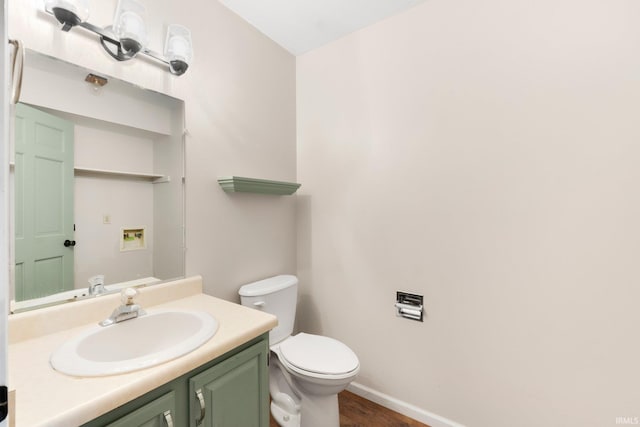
[{"left": 81, "top": 334, "right": 269, "bottom": 427}]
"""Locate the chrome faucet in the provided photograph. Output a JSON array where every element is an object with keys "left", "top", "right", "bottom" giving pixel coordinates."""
[
  {"left": 88, "top": 274, "right": 106, "bottom": 295},
  {"left": 99, "top": 288, "right": 146, "bottom": 327}
]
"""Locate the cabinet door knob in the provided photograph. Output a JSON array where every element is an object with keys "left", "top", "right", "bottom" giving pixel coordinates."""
[
  {"left": 195, "top": 388, "right": 206, "bottom": 425},
  {"left": 163, "top": 410, "right": 174, "bottom": 427}
]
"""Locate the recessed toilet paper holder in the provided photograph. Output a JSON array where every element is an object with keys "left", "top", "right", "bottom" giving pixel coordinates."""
[{"left": 395, "top": 291, "right": 423, "bottom": 322}]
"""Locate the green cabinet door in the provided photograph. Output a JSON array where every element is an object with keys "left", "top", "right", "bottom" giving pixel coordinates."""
[
  {"left": 105, "top": 392, "right": 176, "bottom": 427},
  {"left": 189, "top": 340, "right": 269, "bottom": 427}
]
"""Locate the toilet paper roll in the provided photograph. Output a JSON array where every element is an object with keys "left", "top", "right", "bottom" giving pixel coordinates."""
[
  {"left": 394, "top": 302, "right": 423, "bottom": 319},
  {"left": 399, "top": 307, "right": 422, "bottom": 317}
]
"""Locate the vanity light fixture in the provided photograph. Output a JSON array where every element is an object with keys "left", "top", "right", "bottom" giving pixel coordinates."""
[{"left": 44, "top": 0, "right": 193, "bottom": 76}]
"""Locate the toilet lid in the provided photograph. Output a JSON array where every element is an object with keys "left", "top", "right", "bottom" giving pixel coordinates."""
[{"left": 279, "top": 333, "right": 359, "bottom": 375}]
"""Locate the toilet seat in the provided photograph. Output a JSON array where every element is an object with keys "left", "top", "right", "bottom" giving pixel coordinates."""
[{"left": 278, "top": 333, "right": 359, "bottom": 380}]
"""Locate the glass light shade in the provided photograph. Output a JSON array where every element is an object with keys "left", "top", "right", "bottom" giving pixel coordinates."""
[
  {"left": 164, "top": 24, "right": 193, "bottom": 75},
  {"left": 113, "top": 0, "right": 148, "bottom": 54},
  {"left": 45, "top": 0, "right": 89, "bottom": 29},
  {"left": 164, "top": 25, "right": 193, "bottom": 64}
]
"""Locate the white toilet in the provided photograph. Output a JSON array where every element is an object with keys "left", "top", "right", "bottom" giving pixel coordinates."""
[{"left": 239, "top": 275, "right": 359, "bottom": 427}]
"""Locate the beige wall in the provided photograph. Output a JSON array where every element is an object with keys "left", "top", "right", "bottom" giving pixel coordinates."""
[
  {"left": 73, "top": 121, "right": 156, "bottom": 288},
  {"left": 8, "top": 0, "right": 297, "bottom": 301},
  {"left": 297, "top": 0, "right": 640, "bottom": 425}
]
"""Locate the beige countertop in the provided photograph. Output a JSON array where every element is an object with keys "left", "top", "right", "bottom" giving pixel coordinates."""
[{"left": 8, "top": 276, "right": 277, "bottom": 427}]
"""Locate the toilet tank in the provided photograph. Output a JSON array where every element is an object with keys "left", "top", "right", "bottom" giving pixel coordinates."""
[{"left": 239, "top": 275, "right": 298, "bottom": 345}]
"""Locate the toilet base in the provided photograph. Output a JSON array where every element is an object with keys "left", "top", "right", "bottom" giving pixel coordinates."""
[
  {"left": 271, "top": 401, "right": 301, "bottom": 427},
  {"left": 270, "top": 355, "right": 344, "bottom": 427},
  {"left": 300, "top": 393, "right": 339, "bottom": 427},
  {"left": 271, "top": 393, "right": 339, "bottom": 427}
]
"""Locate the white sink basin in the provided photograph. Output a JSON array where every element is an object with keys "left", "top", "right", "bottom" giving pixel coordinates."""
[{"left": 50, "top": 310, "right": 218, "bottom": 377}]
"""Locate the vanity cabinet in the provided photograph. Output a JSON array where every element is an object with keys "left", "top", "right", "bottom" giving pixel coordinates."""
[
  {"left": 104, "top": 392, "right": 176, "bottom": 427},
  {"left": 81, "top": 334, "right": 269, "bottom": 427},
  {"left": 189, "top": 338, "right": 269, "bottom": 426}
]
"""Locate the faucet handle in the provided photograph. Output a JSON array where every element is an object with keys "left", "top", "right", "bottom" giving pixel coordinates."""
[{"left": 121, "top": 287, "right": 138, "bottom": 305}]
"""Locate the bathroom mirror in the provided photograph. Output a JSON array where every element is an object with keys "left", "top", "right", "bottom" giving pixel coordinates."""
[{"left": 9, "top": 50, "right": 185, "bottom": 312}]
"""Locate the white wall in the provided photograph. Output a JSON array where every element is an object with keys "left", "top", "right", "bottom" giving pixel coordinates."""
[
  {"left": 153, "top": 104, "right": 186, "bottom": 283},
  {"left": 8, "top": 0, "right": 297, "bottom": 301},
  {"left": 297, "top": 0, "right": 640, "bottom": 426},
  {"left": 74, "top": 119, "right": 157, "bottom": 287}
]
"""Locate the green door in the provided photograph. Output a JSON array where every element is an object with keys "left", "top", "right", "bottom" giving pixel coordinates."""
[
  {"left": 14, "top": 103, "right": 75, "bottom": 301},
  {"left": 189, "top": 341, "right": 269, "bottom": 427}
]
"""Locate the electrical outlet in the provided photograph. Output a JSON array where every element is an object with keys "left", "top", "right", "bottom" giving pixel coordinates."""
[{"left": 103, "top": 214, "right": 111, "bottom": 224}]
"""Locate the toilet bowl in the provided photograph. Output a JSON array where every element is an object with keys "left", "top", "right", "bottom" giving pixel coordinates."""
[{"left": 239, "top": 275, "right": 360, "bottom": 427}]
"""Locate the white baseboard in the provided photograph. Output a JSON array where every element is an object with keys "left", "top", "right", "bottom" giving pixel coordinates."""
[{"left": 346, "top": 382, "right": 465, "bottom": 427}]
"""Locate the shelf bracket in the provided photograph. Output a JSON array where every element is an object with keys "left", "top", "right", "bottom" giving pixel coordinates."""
[{"left": 152, "top": 176, "right": 171, "bottom": 184}]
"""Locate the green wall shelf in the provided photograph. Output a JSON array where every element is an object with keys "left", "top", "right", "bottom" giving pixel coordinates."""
[{"left": 218, "top": 176, "right": 301, "bottom": 195}]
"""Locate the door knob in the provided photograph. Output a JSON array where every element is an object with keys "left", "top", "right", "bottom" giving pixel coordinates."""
[{"left": 64, "top": 240, "right": 76, "bottom": 247}]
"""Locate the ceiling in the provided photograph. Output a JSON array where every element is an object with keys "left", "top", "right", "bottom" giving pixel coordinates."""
[{"left": 218, "top": 0, "right": 427, "bottom": 55}]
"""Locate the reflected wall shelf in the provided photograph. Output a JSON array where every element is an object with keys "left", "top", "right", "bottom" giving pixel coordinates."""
[
  {"left": 74, "top": 166, "right": 170, "bottom": 183},
  {"left": 218, "top": 176, "right": 301, "bottom": 195}
]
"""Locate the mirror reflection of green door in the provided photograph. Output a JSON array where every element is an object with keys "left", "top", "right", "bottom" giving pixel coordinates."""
[{"left": 14, "top": 103, "right": 75, "bottom": 301}]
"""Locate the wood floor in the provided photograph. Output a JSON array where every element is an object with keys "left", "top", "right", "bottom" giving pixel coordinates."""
[{"left": 269, "top": 390, "right": 430, "bottom": 427}]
